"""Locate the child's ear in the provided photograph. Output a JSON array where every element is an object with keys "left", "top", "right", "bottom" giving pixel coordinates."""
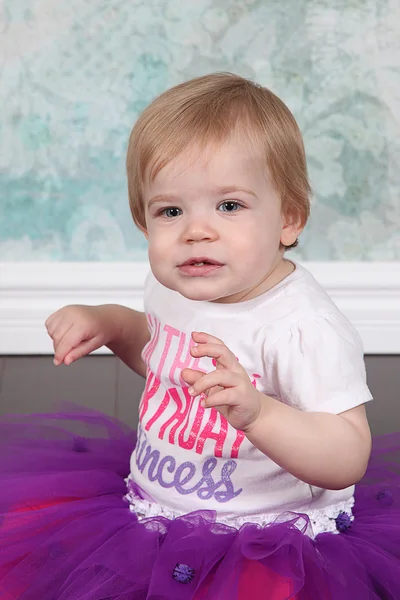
[{"left": 280, "top": 212, "right": 304, "bottom": 247}]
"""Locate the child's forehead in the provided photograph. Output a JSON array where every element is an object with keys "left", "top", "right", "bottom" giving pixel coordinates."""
[
  {"left": 150, "top": 135, "right": 266, "bottom": 183},
  {"left": 143, "top": 141, "right": 273, "bottom": 204}
]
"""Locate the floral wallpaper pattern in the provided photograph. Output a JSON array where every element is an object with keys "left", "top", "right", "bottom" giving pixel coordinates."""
[{"left": 0, "top": 0, "right": 399, "bottom": 261}]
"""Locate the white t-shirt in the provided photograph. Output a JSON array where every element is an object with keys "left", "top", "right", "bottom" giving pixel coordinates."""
[{"left": 128, "top": 262, "right": 372, "bottom": 534}]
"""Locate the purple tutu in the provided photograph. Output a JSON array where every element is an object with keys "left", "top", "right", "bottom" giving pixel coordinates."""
[{"left": 0, "top": 406, "right": 399, "bottom": 600}]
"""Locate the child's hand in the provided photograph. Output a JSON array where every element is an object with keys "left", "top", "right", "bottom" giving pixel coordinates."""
[
  {"left": 45, "top": 305, "right": 118, "bottom": 366},
  {"left": 181, "top": 331, "right": 262, "bottom": 432}
]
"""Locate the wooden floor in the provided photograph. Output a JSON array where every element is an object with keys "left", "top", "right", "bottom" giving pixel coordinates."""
[
  {"left": 0, "top": 355, "right": 145, "bottom": 429},
  {"left": 0, "top": 355, "right": 399, "bottom": 435}
]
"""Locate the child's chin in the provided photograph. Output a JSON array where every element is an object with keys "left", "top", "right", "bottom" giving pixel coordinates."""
[
  {"left": 180, "top": 289, "right": 219, "bottom": 302},
  {"left": 177, "top": 285, "right": 223, "bottom": 303},
  {"left": 156, "top": 275, "right": 227, "bottom": 303}
]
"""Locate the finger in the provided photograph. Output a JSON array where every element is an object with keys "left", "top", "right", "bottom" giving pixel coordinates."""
[
  {"left": 63, "top": 337, "right": 101, "bottom": 365},
  {"left": 190, "top": 343, "right": 239, "bottom": 370},
  {"left": 53, "top": 324, "right": 80, "bottom": 365},
  {"left": 52, "top": 323, "right": 75, "bottom": 364},
  {"left": 188, "top": 370, "right": 242, "bottom": 397},
  {"left": 50, "top": 323, "right": 72, "bottom": 354},
  {"left": 203, "top": 385, "right": 224, "bottom": 399},
  {"left": 191, "top": 331, "right": 225, "bottom": 346},
  {"left": 201, "top": 388, "right": 237, "bottom": 409},
  {"left": 49, "top": 320, "right": 73, "bottom": 346},
  {"left": 45, "top": 311, "right": 64, "bottom": 336},
  {"left": 181, "top": 367, "right": 205, "bottom": 387}
]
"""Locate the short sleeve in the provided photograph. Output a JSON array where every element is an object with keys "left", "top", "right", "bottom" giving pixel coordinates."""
[{"left": 264, "top": 314, "right": 373, "bottom": 414}]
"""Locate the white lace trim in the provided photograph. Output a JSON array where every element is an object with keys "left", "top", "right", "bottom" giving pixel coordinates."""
[{"left": 123, "top": 478, "right": 355, "bottom": 538}]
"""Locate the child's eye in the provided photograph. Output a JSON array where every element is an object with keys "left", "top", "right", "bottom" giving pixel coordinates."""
[
  {"left": 159, "top": 207, "right": 182, "bottom": 218},
  {"left": 218, "top": 201, "right": 243, "bottom": 213}
]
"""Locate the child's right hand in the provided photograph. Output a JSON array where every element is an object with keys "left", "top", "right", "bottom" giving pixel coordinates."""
[{"left": 45, "top": 305, "right": 117, "bottom": 366}]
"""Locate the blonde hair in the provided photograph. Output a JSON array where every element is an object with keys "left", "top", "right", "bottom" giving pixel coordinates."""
[{"left": 126, "top": 72, "right": 311, "bottom": 247}]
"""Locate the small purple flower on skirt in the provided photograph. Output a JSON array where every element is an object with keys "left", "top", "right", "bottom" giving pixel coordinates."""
[
  {"left": 376, "top": 489, "right": 393, "bottom": 507},
  {"left": 72, "top": 436, "right": 88, "bottom": 453},
  {"left": 335, "top": 511, "right": 352, "bottom": 533},
  {"left": 172, "top": 563, "right": 195, "bottom": 584}
]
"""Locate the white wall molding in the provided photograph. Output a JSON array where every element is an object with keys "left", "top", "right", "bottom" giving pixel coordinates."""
[{"left": 1, "top": 261, "right": 400, "bottom": 355}]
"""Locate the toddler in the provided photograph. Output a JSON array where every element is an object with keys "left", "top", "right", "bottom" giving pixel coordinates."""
[{"left": 1, "top": 73, "right": 399, "bottom": 600}]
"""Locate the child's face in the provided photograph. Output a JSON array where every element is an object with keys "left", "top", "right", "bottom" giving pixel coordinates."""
[{"left": 142, "top": 134, "right": 302, "bottom": 303}]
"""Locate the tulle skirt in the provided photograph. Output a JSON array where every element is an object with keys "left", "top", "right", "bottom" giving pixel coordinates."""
[{"left": 0, "top": 406, "right": 399, "bottom": 599}]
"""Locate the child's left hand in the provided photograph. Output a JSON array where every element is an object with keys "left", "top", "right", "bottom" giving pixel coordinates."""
[{"left": 181, "top": 331, "right": 263, "bottom": 432}]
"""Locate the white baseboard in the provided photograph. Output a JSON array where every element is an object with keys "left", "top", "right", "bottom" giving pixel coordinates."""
[{"left": 1, "top": 261, "right": 399, "bottom": 355}]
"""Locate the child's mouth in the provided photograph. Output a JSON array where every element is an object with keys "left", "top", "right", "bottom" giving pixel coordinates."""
[{"left": 178, "top": 258, "right": 224, "bottom": 277}]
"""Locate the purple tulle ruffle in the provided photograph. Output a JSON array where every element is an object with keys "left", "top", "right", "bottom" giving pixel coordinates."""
[{"left": 0, "top": 406, "right": 399, "bottom": 599}]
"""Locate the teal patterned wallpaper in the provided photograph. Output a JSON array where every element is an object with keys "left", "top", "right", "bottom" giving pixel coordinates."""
[{"left": 0, "top": 0, "right": 399, "bottom": 261}]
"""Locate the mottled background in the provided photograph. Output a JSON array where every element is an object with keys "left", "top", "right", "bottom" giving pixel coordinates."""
[{"left": 1, "top": 0, "right": 399, "bottom": 262}]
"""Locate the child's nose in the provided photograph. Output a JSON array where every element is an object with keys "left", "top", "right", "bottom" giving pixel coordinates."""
[{"left": 182, "top": 219, "right": 219, "bottom": 243}]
